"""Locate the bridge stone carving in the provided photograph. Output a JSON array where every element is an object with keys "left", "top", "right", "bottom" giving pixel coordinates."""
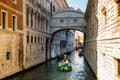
[{"left": 50, "top": 8, "right": 87, "bottom": 34}]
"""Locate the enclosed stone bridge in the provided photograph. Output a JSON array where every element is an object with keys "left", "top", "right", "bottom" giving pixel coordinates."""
[
  {"left": 50, "top": 7, "right": 86, "bottom": 59},
  {"left": 50, "top": 8, "right": 87, "bottom": 34}
]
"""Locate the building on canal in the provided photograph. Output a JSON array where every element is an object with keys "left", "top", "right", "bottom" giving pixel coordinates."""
[
  {"left": 2, "top": 0, "right": 120, "bottom": 80},
  {"left": 74, "top": 31, "right": 83, "bottom": 49},
  {"left": 0, "top": 0, "right": 23, "bottom": 79},
  {"left": 51, "top": 30, "right": 75, "bottom": 58},
  {"left": 84, "top": 0, "right": 120, "bottom": 80},
  {"left": 23, "top": 0, "right": 68, "bottom": 69},
  {"left": 0, "top": 0, "right": 68, "bottom": 79}
]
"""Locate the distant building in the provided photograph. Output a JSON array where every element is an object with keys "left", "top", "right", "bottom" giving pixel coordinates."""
[
  {"left": 74, "top": 31, "right": 83, "bottom": 48},
  {"left": 66, "top": 30, "right": 75, "bottom": 52},
  {"left": 0, "top": 0, "right": 23, "bottom": 79},
  {"left": 51, "top": 30, "right": 75, "bottom": 58}
]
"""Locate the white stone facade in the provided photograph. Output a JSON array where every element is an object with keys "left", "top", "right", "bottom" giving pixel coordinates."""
[
  {"left": 50, "top": 7, "right": 86, "bottom": 59},
  {"left": 23, "top": 0, "right": 68, "bottom": 69},
  {"left": 66, "top": 30, "right": 75, "bottom": 52},
  {"left": 23, "top": 0, "right": 50, "bottom": 69},
  {"left": 85, "top": 0, "right": 120, "bottom": 80},
  {"left": 51, "top": 30, "right": 75, "bottom": 58},
  {"left": 51, "top": 8, "right": 86, "bottom": 34}
]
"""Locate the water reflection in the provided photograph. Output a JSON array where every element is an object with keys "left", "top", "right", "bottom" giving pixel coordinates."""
[{"left": 3, "top": 51, "right": 97, "bottom": 80}]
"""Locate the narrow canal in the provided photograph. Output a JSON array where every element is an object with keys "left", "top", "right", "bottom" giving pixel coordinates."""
[{"left": 3, "top": 50, "right": 97, "bottom": 80}]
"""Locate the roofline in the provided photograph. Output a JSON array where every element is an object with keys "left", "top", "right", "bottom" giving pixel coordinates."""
[
  {"left": 63, "top": 0, "right": 69, "bottom": 8},
  {"left": 52, "top": 10, "right": 84, "bottom": 18}
]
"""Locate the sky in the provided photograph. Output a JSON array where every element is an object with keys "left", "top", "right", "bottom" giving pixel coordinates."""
[
  {"left": 66, "top": 0, "right": 88, "bottom": 35},
  {"left": 66, "top": 0, "right": 88, "bottom": 12}
]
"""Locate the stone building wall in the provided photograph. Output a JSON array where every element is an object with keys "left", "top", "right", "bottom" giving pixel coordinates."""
[
  {"left": 84, "top": 0, "right": 98, "bottom": 76},
  {"left": 23, "top": 0, "right": 51, "bottom": 69},
  {"left": 0, "top": 0, "right": 23, "bottom": 79},
  {"left": 85, "top": 0, "right": 120, "bottom": 80},
  {"left": 51, "top": 30, "right": 68, "bottom": 58},
  {"left": 0, "top": 0, "right": 68, "bottom": 79},
  {"left": 97, "top": 0, "right": 120, "bottom": 80},
  {"left": 0, "top": 31, "right": 23, "bottom": 79},
  {"left": 23, "top": 0, "right": 68, "bottom": 69}
]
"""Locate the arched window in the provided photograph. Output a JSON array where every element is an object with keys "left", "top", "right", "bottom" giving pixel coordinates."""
[
  {"left": 101, "top": 6, "right": 107, "bottom": 27},
  {"left": 26, "top": 6, "right": 30, "bottom": 26}
]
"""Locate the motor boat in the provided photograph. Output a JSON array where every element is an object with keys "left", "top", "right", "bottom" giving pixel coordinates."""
[{"left": 57, "top": 59, "right": 72, "bottom": 71}]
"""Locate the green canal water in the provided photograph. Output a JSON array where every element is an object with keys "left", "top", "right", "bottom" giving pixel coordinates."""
[{"left": 3, "top": 51, "right": 97, "bottom": 80}]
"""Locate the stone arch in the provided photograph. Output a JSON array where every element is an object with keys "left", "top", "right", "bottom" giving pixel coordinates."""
[
  {"left": 50, "top": 7, "right": 87, "bottom": 34},
  {"left": 52, "top": 28, "right": 84, "bottom": 36}
]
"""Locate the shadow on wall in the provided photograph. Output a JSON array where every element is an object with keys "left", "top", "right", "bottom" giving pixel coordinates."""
[{"left": 84, "top": 0, "right": 98, "bottom": 78}]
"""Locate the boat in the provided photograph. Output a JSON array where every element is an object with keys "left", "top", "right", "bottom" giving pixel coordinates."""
[
  {"left": 57, "top": 59, "right": 72, "bottom": 71},
  {"left": 79, "top": 49, "right": 84, "bottom": 56}
]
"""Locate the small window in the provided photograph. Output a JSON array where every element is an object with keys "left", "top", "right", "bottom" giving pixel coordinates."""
[
  {"left": 12, "top": 0, "right": 17, "bottom": 4},
  {"left": 31, "top": 10, "right": 33, "bottom": 28},
  {"left": 6, "top": 52, "right": 10, "bottom": 60},
  {"left": 73, "top": 19, "right": 78, "bottom": 23},
  {"left": 12, "top": 15, "right": 17, "bottom": 31},
  {"left": 53, "top": 6, "right": 56, "bottom": 12},
  {"left": 27, "top": 35, "right": 29, "bottom": 43},
  {"left": 2, "top": 11, "right": 7, "bottom": 29},
  {"left": 38, "top": 37, "right": 39, "bottom": 43},
  {"left": 101, "top": 7, "right": 107, "bottom": 26},
  {"left": 26, "top": 7, "right": 29, "bottom": 26},
  {"left": 35, "top": 36, "right": 36, "bottom": 43},
  {"left": 60, "top": 20, "right": 64, "bottom": 23},
  {"left": 41, "top": 46, "right": 44, "bottom": 51},
  {"left": 41, "top": 37, "right": 42, "bottom": 43},
  {"left": 31, "top": 36, "right": 33, "bottom": 43}
]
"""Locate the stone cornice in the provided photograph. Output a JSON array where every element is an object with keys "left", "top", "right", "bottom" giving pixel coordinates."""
[{"left": 0, "top": 2, "right": 23, "bottom": 15}]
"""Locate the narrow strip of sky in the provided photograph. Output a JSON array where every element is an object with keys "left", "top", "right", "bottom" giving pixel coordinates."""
[{"left": 66, "top": 0, "right": 88, "bottom": 12}]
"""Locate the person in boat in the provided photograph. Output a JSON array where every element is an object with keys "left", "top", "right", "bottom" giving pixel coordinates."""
[
  {"left": 57, "top": 54, "right": 72, "bottom": 71},
  {"left": 62, "top": 54, "right": 71, "bottom": 65}
]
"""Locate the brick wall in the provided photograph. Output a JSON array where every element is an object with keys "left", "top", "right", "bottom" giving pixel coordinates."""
[{"left": 0, "top": 0, "right": 23, "bottom": 30}]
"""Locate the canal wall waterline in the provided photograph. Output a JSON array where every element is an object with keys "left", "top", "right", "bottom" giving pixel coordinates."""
[
  {"left": 1, "top": 58, "right": 51, "bottom": 80},
  {"left": 2, "top": 51, "right": 97, "bottom": 80}
]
